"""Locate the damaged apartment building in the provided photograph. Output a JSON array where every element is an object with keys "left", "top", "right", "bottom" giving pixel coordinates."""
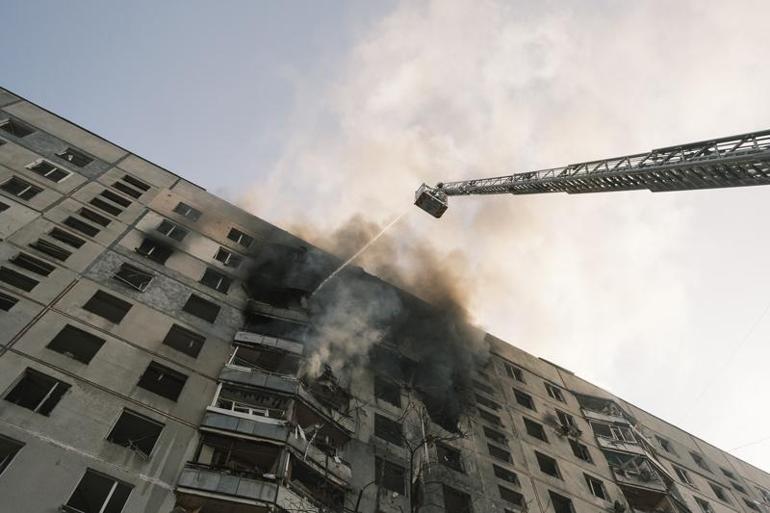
[{"left": 1, "top": 85, "right": 770, "bottom": 513}]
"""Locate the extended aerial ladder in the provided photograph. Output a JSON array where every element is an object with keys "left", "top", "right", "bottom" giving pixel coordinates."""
[{"left": 414, "top": 129, "right": 770, "bottom": 218}]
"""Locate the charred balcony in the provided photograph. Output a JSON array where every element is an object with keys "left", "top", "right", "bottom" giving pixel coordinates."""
[
  {"left": 286, "top": 456, "right": 347, "bottom": 513},
  {"left": 604, "top": 450, "right": 668, "bottom": 494}
]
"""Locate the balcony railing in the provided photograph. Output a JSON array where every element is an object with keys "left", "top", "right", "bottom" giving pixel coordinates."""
[
  {"left": 177, "top": 463, "right": 279, "bottom": 503},
  {"left": 216, "top": 398, "right": 286, "bottom": 420}
]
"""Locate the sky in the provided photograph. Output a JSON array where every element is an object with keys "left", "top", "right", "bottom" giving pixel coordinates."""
[{"left": 3, "top": 0, "right": 770, "bottom": 470}]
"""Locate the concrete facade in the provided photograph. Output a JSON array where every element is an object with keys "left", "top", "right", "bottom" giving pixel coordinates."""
[{"left": 0, "top": 86, "right": 768, "bottom": 513}]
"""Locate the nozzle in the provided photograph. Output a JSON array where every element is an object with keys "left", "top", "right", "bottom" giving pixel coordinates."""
[{"left": 414, "top": 183, "right": 449, "bottom": 218}]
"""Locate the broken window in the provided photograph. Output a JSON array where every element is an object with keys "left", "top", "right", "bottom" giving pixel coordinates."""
[
  {"left": 194, "top": 433, "right": 281, "bottom": 478},
  {"left": 744, "top": 499, "right": 761, "bottom": 512},
  {"left": 709, "top": 482, "right": 731, "bottom": 503},
  {"left": 156, "top": 219, "right": 187, "bottom": 241},
  {"left": 214, "top": 246, "right": 242, "bottom": 268},
  {"left": 656, "top": 435, "right": 675, "bottom": 454},
  {"left": 0, "top": 119, "right": 34, "bottom": 138},
  {"left": 591, "top": 421, "right": 635, "bottom": 443},
  {"left": 136, "top": 238, "right": 173, "bottom": 264},
  {"left": 374, "top": 457, "right": 405, "bottom": 495},
  {"left": 545, "top": 384, "right": 564, "bottom": 403},
  {"left": 513, "top": 388, "right": 535, "bottom": 410},
  {"left": 83, "top": 290, "right": 132, "bottom": 323},
  {"left": 1, "top": 176, "right": 42, "bottom": 201},
  {"left": 100, "top": 189, "right": 131, "bottom": 208},
  {"left": 49, "top": 227, "right": 85, "bottom": 248},
  {"left": 695, "top": 497, "right": 715, "bottom": 513},
  {"left": 720, "top": 467, "right": 736, "bottom": 480},
  {"left": 65, "top": 469, "right": 132, "bottom": 513},
  {"left": 64, "top": 216, "right": 100, "bottom": 237},
  {"left": 122, "top": 174, "right": 150, "bottom": 192},
  {"left": 0, "top": 290, "right": 18, "bottom": 311},
  {"left": 691, "top": 451, "right": 711, "bottom": 472},
  {"left": 374, "top": 414, "right": 403, "bottom": 446},
  {"left": 112, "top": 180, "right": 143, "bottom": 198},
  {"left": 199, "top": 268, "right": 232, "bottom": 293},
  {"left": 90, "top": 197, "right": 123, "bottom": 216},
  {"left": 474, "top": 379, "right": 495, "bottom": 396},
  {"left": 494, "top": 464, "right": 519, "bottom": 485},
  {"left": 113, "top": 263, "right": 153, "bottom": 291},
  {"left": 216, "top": 385, "right": 289, "bottom": 419},
  {"left": 585, "top": 474, "right": 607, "bottom": 499},
  {"left": 484, "top": 426, "right": 507, "bottom": 445},
  {"left": 0, "top": 266, "right": 39, "bottom": 291},
  {"left": 163, "top": 324, "right": 205, "bottom": 358},
  {"left": 57, "top": 147, "right": 93, "bottom": 167},
  {"left": 479, "top": 408, "right": 502, "bottom": 426},
  {"left": 11, "top": 252, "right": 55, "bottom": 276},
  {"left": 556, "top": 410, "right": 575, "bottom": 429},
  {"left": 499, "top": 486, "right": 524, "bottom": 508},
  {"left": 173, "top": 202, "right": 201, "bottom": 221},
  {"left": 289, "top": 458, "right": 346, "bottom": 510},
  {"left": 227, "top": 227, "right": 253, "bottom": 248},
  {"left": 443, "top": 485, "right": 473, "bottom": 513},
  {"left": 536, "top": 451, "right": 560, "bottom": 478},
  {"left": 732, "top": 482, "right": 747, "bottom": 494},
  {"left": 569, "top": 439, "right": 592, "bottom": 463},
  {"left": 30, "top": 238, "right": 73, "bottom": 261},
  {"left": 674, "top": 466, "right": 695, "bottom": 486},
  {"left": 80, "top": 207, "right": 111, "bottom": 227},
  {"left": 137, "top": 362, "right": 187, "bottom": 401},
  {"left": 437, "top": 442, "right": 463, "bottom": 472},
  {"left": 0, "top": 435, "right": 23, "bottom": 476},
  {"left": 524, "top": 417, "right": 548, "bottom": 442},
  {"left": 374, "top": 375, "right": 401, "bottom": 407},
  {"left": 503, "top": 362, "right": 525, "bottom": 382},
  {"left": 549, "top": 491, "right": 574, "bottom": 513},
  {"left": 107, "top": 409, "right": 164, "bottom": 457},
  {"left": 182, "top": 294, "right": 220, "bottom": 323},
  {"left": 27, "top": 160, "right": 70, "bottom": 182},
  {"left": 488, "top": 444, "right": 512, "bottom": 463},
  {"left": 476, "top": 394, "right": 501, "bottom": 410},
  {"left": 46, "top": 324, "right": 105, "bottom": 364},
  {"left": 5, "top": 368, "right": 70, "bottom": 415}
]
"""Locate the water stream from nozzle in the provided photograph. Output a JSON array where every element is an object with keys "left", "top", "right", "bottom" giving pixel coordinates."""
[{"left": 310, "top": 211, "right": 409, "bottom": 297}]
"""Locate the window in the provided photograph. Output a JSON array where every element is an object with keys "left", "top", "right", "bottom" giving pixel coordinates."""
[
  {"left": 674, "top": 466, "right": 695, "bottom": 486},
  {"left": 30, "top": 238, "right": 72, "bottom": 261},
  {"left": 100, "top": 189, "right": 132, "bottom": 208},
  {"left": 65, "top": 469, "right": 132, "bottom": 513},
  {"left": 374, "top": 376, "right": 401, "bottom": 407},
  {"left": 107, "top": 409, "right": 164, "bottom": 457},
  {"left": 437, "top": 442, "right": 463, "bottom": 472},
  {"left": 484, "top": 426, "right": 507, "bottom": 445},
  {"left": 691, "top": 452, "right": 711, "bottom": 472},
  {"left": 493, "top": 464, "right": 519, "bottom": 485},
  {"left": 524, "top": 417, "right": 548, "bottom": 442},
  {"left": 720, "top": 467, "right": 736, "bottom": 480},
  {"left": 49, "top": 228, "right": 85, "bottom": 248},
  {"left": 443, "top": 485, "right": 472, "bottom": 513},
  {"left": 536, "top": 451, "right": 560, "bottom": 478},
  {"left": 46, "top": 325, "right": 105, "bottom": 364},
  {"left": 83, "top": 290, "right": 132, "bottom": 323},
  {"left": 744, "top": 499, "right": 761, "bottom": 512},
  {"left": 162, "top": 324, "right": 205, "bottom": 358},
  {"left": 199, "top": 268, "right": 232, "bottom": 293},
  {"left": 173, "top": 202, "right": 201, "bottom": 221},
  {"left": 374, "top": 457, "right": 405, "bottom": 495},
  {"left": 137, "top": 362, "right": 187, "bottom": 401},
  {"left": 592, "top": 422, "right": 635, "bottom": 443},
  {"left": 5, "top": 368, "right": 70, "bottom": 415},
  {"left": 0, "top": 266, "right": 39, "bottom": 291},
  {"left": 63, "top": 216, "right": 100, "bottom": 237},
  {"left": 569, "top": 439, "right": 592, "bottom": 463},
  {"left": 112, "top": 181, "right": 143, "bottom": 198},
  {"left": 488, "top": 444, "right": 512, "bottom": 463},
  {"left": 182, "top": 294, "right": 220, "bottom": 323},
  {"left": 89, "top": 197, "right": 123, "bottom": 216},
  {"left": 709, "top": 482, "right": 730, "bottom": 503},
  {"left": 11, "top": 253, "right": 55, "bottom": 276},
  {"left": 122, "top": 174, "right": 150, "bottom": 192},
  {"left": 479, "top": 408, "right": 502, "bottom": 426},
  {"left": 499, "top": 486, "right": 524, "bottom": 508},
  {"left": 374, "top": 414, "right": 403, "bottom": 446},
  {"left": 227, "top": 227, "right": 253, "bottom": 248},
  {"left": 0, "top": 290, "right": 18, "bottom": 311},
  {"left": 513, "top": 388, "right": 535, "bottom": 410},
  {"left": 214, "top": 247, "right": 242, "bottom": 268},
  {"left": 656, "top": 435, "right": 675, "bottom": 454},
  {"left": 156, "top": 219, "right": 188, "bottom": 241},
  {"left": 114, "top": 263, "right": 153, "bottom": 292},
  {"left": 556, "top": 410, "right": 576, "bottom": 429},
  {"left": 695, "top": 497, "right": 715, "bottom": 513},
  {"left": 1, "top": 176, "right": 42, "bottom": 201},
  {"left": 136, "top": 238, "right": 173, "bottom": 264},
  {"left": 80, "top": 208, "right": 111, "bottom": 227},
  {"left": 759, "top": 488, "right": 770, "bottom": 505},
  {"left": 0, "top": 200, "right": 8, "bottom": 213},
  {"left": 504, "top": 363, "right": 525, "bottom": 382},
  {"left": 0, "top": 435, "right": 23, "bottom": 476},
  {"left": 476, "top": 393, "right": 501, "bottom": 410},
  {"left": 732, "top": 482, "right": 746, "bottom": 494},
  {"left": 57, "top": 147, "right": 93, "bottom": 167},
  {"left": 549, "top": 491, "right": 574, "bottom": 513},
  {"left": 0, "top": 119, "right": 34, "bottom": 137},
  {"left": 474, "top": 379, "right": 495, "bottom": 396},
  {"left": 27, "top": 160, "right": 70, "bottom": 183},
  {"left": 585, "top": 474, "right": 607, "bottom": 499},
  {"left": 545, "top": 383, "right": 565, "bottom": 402}
]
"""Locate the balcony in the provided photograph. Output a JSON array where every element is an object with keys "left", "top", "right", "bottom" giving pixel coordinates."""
[
  {"left": 287, "top": 432, "right": 352, "bottom": 486},
  {"left": 201, "top": 410, "right": 289, "bottom": 442},
  {"left": 234, "top": 330, "right": 304, "bottom": 356},
  {"left": 296, "top": 385, "right": 355, "bottom": 434},
  {"left": 583, "top": 408, "right": 631, "bottom": 425},
  {"left": 177, "top": 464, "right": 278, "bottom": 504},
  {"left": 219, "top": 365, "right": 299, "bottom": 395},
  {"left": 596, "top": 435, "right": 646, "bottom": 456}
]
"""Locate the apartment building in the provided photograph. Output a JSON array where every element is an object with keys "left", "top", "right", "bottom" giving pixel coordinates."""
[{"left": 0, "top": 86, "right": 769, "bottom": 513}]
